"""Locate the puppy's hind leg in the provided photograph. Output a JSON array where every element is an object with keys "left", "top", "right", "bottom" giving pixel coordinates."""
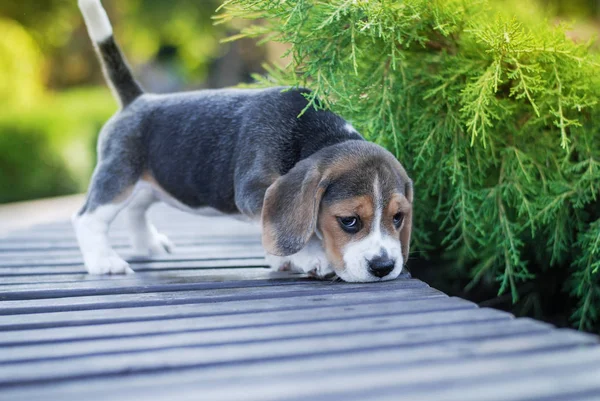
[
  {"left": 73, "top": 163, "right": 137, "bottom": 275},
  {"left": 125, "top": 186, "right": 174, "bottom": 257}
]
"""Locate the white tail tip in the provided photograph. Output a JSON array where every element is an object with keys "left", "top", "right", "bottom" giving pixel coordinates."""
[{"left": 79, "top": 0, "right": 113, "bottom": 43}]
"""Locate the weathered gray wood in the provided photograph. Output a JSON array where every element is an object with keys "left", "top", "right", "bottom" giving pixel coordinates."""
[
  {"left": 0, "top": 318, "right": 554, "bottom": 386},
  {"left": 0, "top": 267, "right": 281, "bottom": 285},
  {"left": 0, "top": 298, "right": 478, "bottom": 346},
  {"left": 86, "top": 346, "right": 600, "bottom": 401},
  {"left": 0, "top": 247, "right": 266, "bottom": 267},
  {"left": 0, "top": 242, "right": 259, "bottom": 256},
  {"left": 0, "top": 274, "right": 317, "bottom": 300},
  {"left": 0, "top": 229, "right": 259, "bottom": 242},
  {"left": 0, "top": 236, "right": 260, "bottom": 252},
  {"left": 0, "top": 309, "right": 512, "bottom": 364},
  {"left": 0, "top": 229, "right": 259, "bottom": 241},
  {"left": 0, "top": 272, "right": 417, "bottom": 296},
  {"left": 0, "top": 217, "right": 259, "bottom": 240},
  {"left": 0, "top": 258, "right": 267, "bottom": 276},
  {"left": 0, "top": 241, "right": 263, "bottom": 257},
  {"left": 342, "top": 357, "right": 600, "bottom": 401},
  {"left": 0, "top": 280, "right": 437, "bottom": 315},
  {"left": 1, "top": 202, "right": 598, "bottom": 401},
  {"left": 0, "top": 292, "right": 458, "bottom": 331},
  {"left": 0, "top": 330, "right": 594, "bottom": 401}
]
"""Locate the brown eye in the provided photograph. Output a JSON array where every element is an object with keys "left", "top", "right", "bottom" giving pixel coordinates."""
[
  {"left": 393, "top": 212, "right": 404, "bottom": 228},
  {"left": 337, "top": 216, "right": 361, "bottom": 234}
]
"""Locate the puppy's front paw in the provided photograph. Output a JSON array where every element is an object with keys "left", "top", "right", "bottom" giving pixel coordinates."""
[
  {"left": 290, "top": 254, "right": 336, "bottom": 280},
  {"left": 266, "top": 244, "right": 337, "bottom": 280},
  {"left": 266, "top": 254, "right": 291, "bottom": 272},
  {"left": 85, "top": 251, "right": 134, "bottom": 275},
  {"left": 306, "top": 260, "right": 336, "bottom": 280}
]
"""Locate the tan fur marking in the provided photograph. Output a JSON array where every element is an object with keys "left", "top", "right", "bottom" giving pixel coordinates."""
[
  {"left": 140, "top": 170, "right": 178, "bottom": 208},
  {"left": 141, "top": 171, "right": 157, "bottom": 185},
  {"left": 311, "top": 156, "right": 372, "bottom": 268},
  {"left": 261, "top": 222, "right": 279, "bottom": 254},
  {"left": 261, "top": 183, "right": 283, "bottom": 255},
  {"left": 318, "top": 195, "right": 374, "bottom": 271},
  {"left": 381, "top": 193, "right": 411, "bottom": 235},
  {"left": 261, "top": 168, "right": 324, "bottom": 256},
  {"left": 112, "top": 185, "right": 134, "bottom": 204},
  {"left": 140, "top": 170, "right": 168, "bottom": 194}
]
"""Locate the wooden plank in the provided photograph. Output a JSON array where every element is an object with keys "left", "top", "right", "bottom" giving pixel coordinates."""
[
  {"left": 0, "top": 247, "right": 266, "bottom": 268},
  {"left": 0, "top": 228, "right": 259, "bottom": 241},
  {"left": 113, "top": 347, "right": 600, "bottom": 401},
  {"left": 345, "top": 359, "right": 600, "bottom": 401},
  {"left": 0, "top": 236, "right": 261, "bottom": 252},
  {"left": 0, "top": 267, "right": 279, "bottom": 285},
  {"left": 0, "top": 308, "right": 512, "bottom": 364},
  {"left": 0, "top": 329, "right": 593, "bottom": 401},
  {"left": 0, "top": 280, "right": 436, "bottom": 315},
  {"left": 0, "top": 274, "right": 324, "bottom": 300},
  {"left": 0, "top": 258, "right": 268, "bottom": 276},
  {"left": 0, "top": 229, "right": 259, "bottom": 241},
  {"left": 0, "top": 273, "right": 420, "bottom": 296},
  {"left": 0, "top": 298, "right": 478, "bottom": 346},
  {"left": 0, "top": 289, "right": 452, "bottom": 331},
  {"left": 0, "top": 318, "right": 554, "bottom": 386},
  {"left": 0, "top": 220, "right": 260, "bottom": 239},
  {"left": 2, "top": 202, "right": 598, "bottom": 401},
  {"left": 0, "top": 241, "right": 262, "bottom": 256},
  {"left": 0, "top": 243, "right": 264, "bottom": 259}
]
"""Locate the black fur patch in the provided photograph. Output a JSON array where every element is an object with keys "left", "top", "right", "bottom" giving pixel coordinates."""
[
  {"left": 83, "top": 87, "right": 410, "bottom": 223},
  {"left": 97, "top": 36, "right": 144, "bottom": 107}
]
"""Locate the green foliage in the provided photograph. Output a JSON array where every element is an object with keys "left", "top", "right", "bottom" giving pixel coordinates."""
[
  {"left": 0, "top": 0, "right": 224, "bottom": 88},
  {"left": 0, "top": 87, "right": 116, "bottom": 203},
  {"left": 218, "top": 0, "right": 600, "bottom": 332},
  {"left": 0, "top": 124, "right": 77, "bottom": 204},
  {"left": 0, "top": 0, "right": 222, "bottom": 203},
  {"left": 0, "top": 18, "right": 44, "bottom": 108},
  {"left": 112, "top": 0, "right": 223, "bottom": 81}
]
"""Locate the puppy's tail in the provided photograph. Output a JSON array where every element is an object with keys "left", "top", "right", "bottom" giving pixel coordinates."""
[{"left": 79, "top": 0, "right": 143, "bottom": 108}]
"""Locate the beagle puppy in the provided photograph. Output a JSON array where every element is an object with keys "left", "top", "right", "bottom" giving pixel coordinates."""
[{"left": 74, "top": 0, "right": 413, "bottom": 282}]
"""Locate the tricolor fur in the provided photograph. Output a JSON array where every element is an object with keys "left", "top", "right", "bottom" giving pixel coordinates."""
[{"left": 74, "top": 0, "right": 413, "bottom": 282}]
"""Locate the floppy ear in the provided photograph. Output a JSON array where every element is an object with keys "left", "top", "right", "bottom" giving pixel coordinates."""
[
  {"left": 400, "top": 180, "right": 413, "bottom": 265},
  {"left": 261, "top": 160, "right": 328, "bottom": 256}
]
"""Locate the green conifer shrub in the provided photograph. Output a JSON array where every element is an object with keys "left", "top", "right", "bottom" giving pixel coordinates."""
[{"left": 217, "top": 0, "right": 600, "bottom": 332}]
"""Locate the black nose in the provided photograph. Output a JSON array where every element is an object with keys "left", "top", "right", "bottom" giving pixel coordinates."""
[{"left": 368, "top": 256, "right": 395, "bottom": 278}]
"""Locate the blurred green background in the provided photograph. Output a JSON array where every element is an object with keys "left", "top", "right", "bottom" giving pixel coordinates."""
[
  {"left": 0, "top": 0, "right": 284, "bottom": 204},
  {"left": 0, "top": 0, "right": 598, "bottom": 204}
]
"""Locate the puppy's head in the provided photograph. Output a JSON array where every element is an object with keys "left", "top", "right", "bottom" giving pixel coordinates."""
[{"left": 262, "top": 140, "right": 413, "bottom": 282}]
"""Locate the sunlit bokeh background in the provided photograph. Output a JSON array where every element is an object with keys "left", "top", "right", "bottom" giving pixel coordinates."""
[{"left": 0, "top": 0, "right": 598, "bottom": 204}]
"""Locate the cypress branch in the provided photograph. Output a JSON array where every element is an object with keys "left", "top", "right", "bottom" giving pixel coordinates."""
[{"left": 218, "top": 0, "right": 600, "bottom": 332}]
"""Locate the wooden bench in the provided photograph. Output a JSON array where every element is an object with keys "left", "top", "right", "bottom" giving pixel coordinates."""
[{"left": 0, "top": 203, "right": 598, "bottom": 401}]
